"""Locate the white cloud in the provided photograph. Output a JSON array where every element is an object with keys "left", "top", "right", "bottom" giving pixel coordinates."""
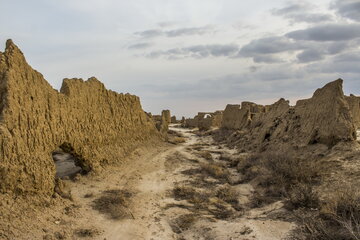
[{"left": 1, "top": 0, "right": 359, "bottom": 117}]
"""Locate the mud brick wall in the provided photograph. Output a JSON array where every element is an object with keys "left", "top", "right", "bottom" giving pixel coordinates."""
[{"left": 0, "top": 40, "right": 160, "bottom": 196}]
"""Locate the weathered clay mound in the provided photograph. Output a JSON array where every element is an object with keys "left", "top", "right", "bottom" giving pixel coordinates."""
[
  {"left": 217, "top": 79, "right": 357, "bottom": 150},
  {"left": 0, "top": 40, "right": 160, "bottom": 196}
]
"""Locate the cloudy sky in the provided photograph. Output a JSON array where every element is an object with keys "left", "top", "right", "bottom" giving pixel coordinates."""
[{"left": 1, "top": 0, "right": 360, "bottom": 117}]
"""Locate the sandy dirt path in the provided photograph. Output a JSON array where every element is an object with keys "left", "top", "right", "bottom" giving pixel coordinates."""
[
  {"left": 24, "top": 125, "right": 294, "bottom": 240},
  {"left": 63, "top": 125, "right": 294, "bottom": 240}
]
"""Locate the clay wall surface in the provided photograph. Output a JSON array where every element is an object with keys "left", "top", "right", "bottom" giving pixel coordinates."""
[
  {"left": 221, "top": 102, "right": 265, "bottom": 130},
  {"left": 220, "top": 79, "right": 356, "bottom": 149},
  {"left": 221, "top": 105, "right": 241, "bottom": 129},
  {"left": 212, "top": 111, "right": 223, "bottom": 128},
  {"left": 346, "top": 94, "right": 360, "bottom": 129},
  {"left": 292, "top": 80, "right": 355, "bottom": 146},
  {"left": 197, "top": 111, "right": 224, "bottom": 130},
  {"left": 159, "top": 110, "right": 171, "bottom": 136},
  {"left": 0, "top": 40, "right": 160, "bottom": 196}
]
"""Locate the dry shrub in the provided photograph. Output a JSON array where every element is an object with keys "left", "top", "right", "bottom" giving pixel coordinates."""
[
  {"left": 173, "top": 185, "right": 209, "bottom": 207},
  {"left": 216, "top": 185, "right": 238, "bottom": 204},
  {"left": 220, "top": 154, "right": 243, "bottom": 168},
  {"left": 199, "top": 151, "right": 213, "bottom": 161},
  {"left": 173, "top": 185, "right": 197, "bottom": 200},
  {"left": 200, "top": 162, "right": 229, "bottom": 180},
  {"left": 210, "top": 201, "right": 235, "bottom": 219},
  {"left": 239, "top": 152, "right": 320, "bottom": 184},
  {"left": 249, "top": 191, "right": 277, "bottom": 208},
  {"left": 171, "top": 184, "right": 237, "bottom": 219},
  {"left": 287, "top": 184, "right": 320, "bottom": 210},
  {"left": 324, "top": 186, "right": 360, "bottom": 239},
  {"left": 170, "top": 214, "right": 197, "bottom": 234},
  {"left": 92, "top": 189, "right": 133, "bottom": 220},
  {"left": 239, "top": 152, "right": 321, "bottom": 208},
  {"left": 293, "top": 185, "right": 360, "bottom": 240},
  {"left": 188, "top": 191, "right": 210, "bottom": 206},
  {"left": 260, "top": 152, "right": 320, "bottom": 185}
]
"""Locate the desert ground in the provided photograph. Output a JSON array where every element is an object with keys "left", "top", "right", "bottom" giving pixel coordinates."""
[
  {"left": 1, "top": 125, "right": 297, "bottom": 240},
  {"left": 1, "top": 41, "right": 360, "bottom": 240}
]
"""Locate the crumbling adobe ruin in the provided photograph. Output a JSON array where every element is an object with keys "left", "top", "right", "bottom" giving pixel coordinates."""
[
  {"left": 222, "top": 102, "right": 266, "bottom": 130},
  {"left": 171, "top": 115, "right": 177, "bottom": 123},
  {"left": 183, "top": 116, "right": 199, "bottom": 128},
  {"left": 197, "top": 111, "right": 223, "bottom": 130},
  {"left": 218, "top": 79, "right": 358, "bottom": 150},
  {"left": 0, "top": 40, "right": 160, "bottom": 196},
  {"left": 184, "top": 111, "right": 223, "bottom": 130},
  {"left": 345, "top": 94, "right": 360, "bottom": 129},
  {"left": 152, "top": 110, "right": 171, "bottom": 137}
]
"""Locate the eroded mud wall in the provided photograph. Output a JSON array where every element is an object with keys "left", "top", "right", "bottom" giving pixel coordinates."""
[
  {"left": 220, "top": 79, "right": 356, "bottom": 149},
  {"left": 292, "top": 80, "right": 355, "bottom": 146},
  {"left": 153, "top": 110, "right": 171, "bottom": 138},
  {"left": 346, "top": 94, "right": 360, "bottom": 129},
  {"left": 160, "top": 110, "right": 171, "bottom": 136},
  {"left": 0, "top": 40, "right": 160, "bottom": 196},
  {"left": 221, "top": 102, "right": 265, "bottom": 130},
  {"left": 212, "top": 111, "right": 223, "bottom": 128},
  {"left": 184, "top": 116, "right": 199, "bottom": 128},
  {"left": 197, "top": 111, "right": 223, "bottom": 130}
]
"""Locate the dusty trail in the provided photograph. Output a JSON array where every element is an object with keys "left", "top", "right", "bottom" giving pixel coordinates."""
[{"left": 32, "top": 125, "right": 295, "bottom": 240}]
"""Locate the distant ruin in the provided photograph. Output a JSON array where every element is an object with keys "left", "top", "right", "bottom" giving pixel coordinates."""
[
  {"left": 185, "top": 79, "right": 359, "bottom": 150},
  {"left": 152, "top": 110, "right": 171, "bottom": 137},
  {"left": 171, "top": 115, "right": 177, "bottom": 123},
  {"left": 222, "top": 102, "right": 266, "bottom": 130},
  {"left": 0, "top": 40, "right": 160, "bottom": 196},
  {"left": 184, "top": 111, "right": 223, "bottom": 130},
  {"left": 221, "top": 80, "right": 357, "bottom": 148}
]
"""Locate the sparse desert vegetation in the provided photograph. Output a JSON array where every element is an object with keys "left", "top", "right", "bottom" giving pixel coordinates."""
[
  {"left": 237, "top": 151, "right": 321, "bottom": 208},
  {"left": 92, "top": 189, "right": 134, "bottom": 220},
  {"left": 291, "top": 185, "right": 360, "bottom": 240}
]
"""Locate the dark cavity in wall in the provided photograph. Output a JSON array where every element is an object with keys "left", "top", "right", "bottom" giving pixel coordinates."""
[{"left": 53, "top": 143, "right": 89, "bottom": 179}]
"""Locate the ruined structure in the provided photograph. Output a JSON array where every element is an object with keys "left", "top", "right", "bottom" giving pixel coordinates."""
[
  {"left": 183, "top": 111, "right": 223, "bottom": 130},
  {"left": 181, "top": 117, "right": 185, "bottom": 124},
  {"left": 212, "top": 111, "right": 224, "bottom": 127},
  {"left": 153, "top": 110, "right": 171, "bottom": 137},
  {"left": 346, "top": 94, "right": 360, "bottom": 129},
  {"left": 221, "top": 103, "right": 266, "bottom": 130},
  {"left": 183, "top": 116, "right": 199, "bottom": 128},
  {"left": 219, "top": 79, "right": 357, "bottom": 149},
  {"left": 197, "top": 111, "right": 223, "bottom": 130},
  {"left": 0, "top": 40, "right": 160, "bottom": 196}
]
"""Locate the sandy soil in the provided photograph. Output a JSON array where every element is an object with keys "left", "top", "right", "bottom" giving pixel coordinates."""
[{"left": 1, "top": 125, "right": 295, "bottom": 240}]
